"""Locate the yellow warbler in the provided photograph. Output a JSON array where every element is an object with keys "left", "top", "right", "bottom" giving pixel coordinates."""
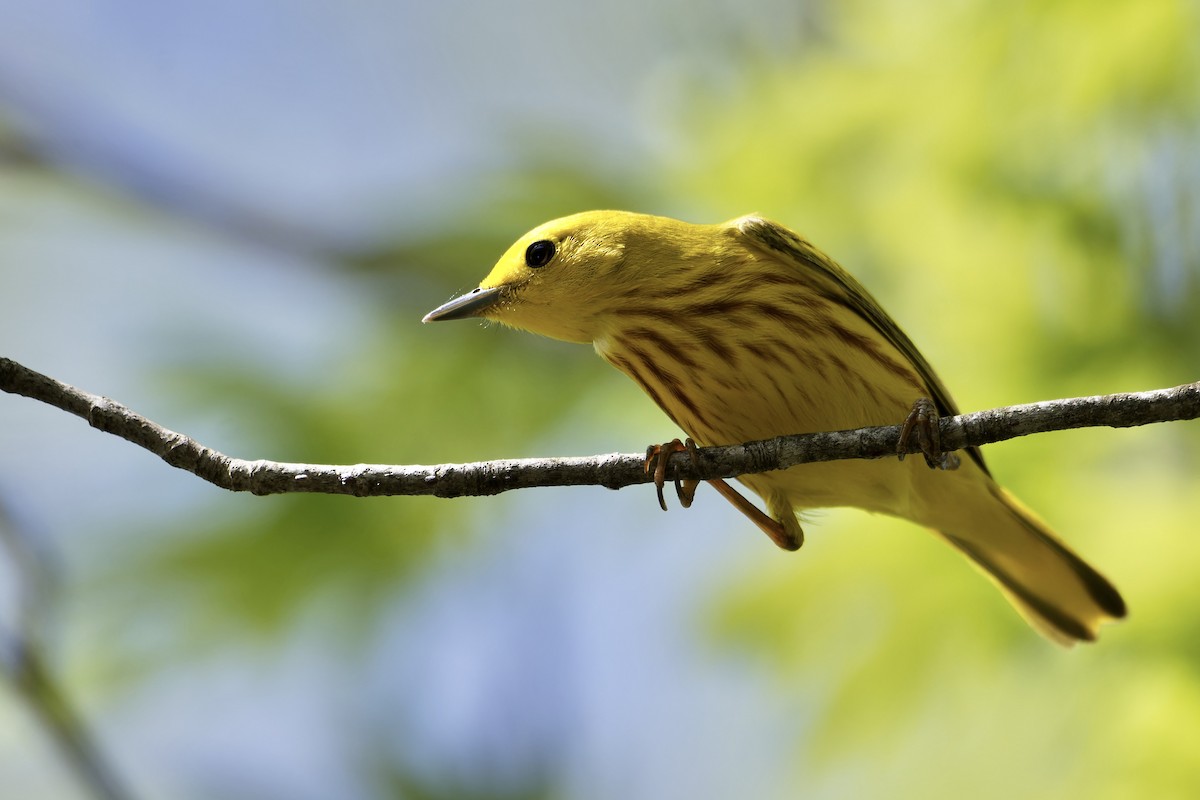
[{"left": 423, "top": 211, "right": 1125, "bottom": 644}]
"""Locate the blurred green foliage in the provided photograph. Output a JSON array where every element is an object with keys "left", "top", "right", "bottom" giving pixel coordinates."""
[{"left": 683, "top": 2, "right": 1200, "bottom": 797}]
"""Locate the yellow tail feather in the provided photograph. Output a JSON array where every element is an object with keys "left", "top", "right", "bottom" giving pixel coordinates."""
[{"left": 933, "top": 484, "right": 1126, "bottom": 644}]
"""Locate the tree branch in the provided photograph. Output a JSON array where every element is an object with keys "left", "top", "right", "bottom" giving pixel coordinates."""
[{"left": 2, "top": 356, "right": 1198, "bottom": 499}]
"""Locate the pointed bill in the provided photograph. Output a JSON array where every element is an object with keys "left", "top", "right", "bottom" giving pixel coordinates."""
[{"left": 422, "top": 286, "right": 504, "bottom": 322}]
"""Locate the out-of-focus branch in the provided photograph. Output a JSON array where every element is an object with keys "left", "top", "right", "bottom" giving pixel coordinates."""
[
  {"left": 0, "top": 501, "right": 138, "bottom": 800},
  {"left": 2, "top": 356, "right": 1197, "bottom": 498}
]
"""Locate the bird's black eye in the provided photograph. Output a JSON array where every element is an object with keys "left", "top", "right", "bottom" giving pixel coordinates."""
[{"left": 525, "top": 240, "right": 556, "bottom": 268}]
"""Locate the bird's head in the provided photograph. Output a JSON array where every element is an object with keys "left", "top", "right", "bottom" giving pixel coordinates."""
[{"left": 423, "top": 210, "right": 705, "bottom": 344}]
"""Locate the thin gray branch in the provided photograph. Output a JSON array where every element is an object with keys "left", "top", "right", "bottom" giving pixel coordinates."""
[{"left": 2, "top": 356, "right": 1198, "bottom": 498}]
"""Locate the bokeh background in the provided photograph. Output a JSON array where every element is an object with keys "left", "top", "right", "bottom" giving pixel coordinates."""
[{"left": 2, "top": 1, "right": 1199, "bottom": 798}]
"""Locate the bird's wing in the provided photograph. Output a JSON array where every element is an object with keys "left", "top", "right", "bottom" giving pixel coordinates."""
[{"left": 734, "top": 215, "right": 988, "bottom": 474}]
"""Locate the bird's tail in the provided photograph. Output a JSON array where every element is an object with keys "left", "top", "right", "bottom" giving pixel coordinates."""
[{"left": 932, "top": 482, "right": 1126, "bottom": 645}]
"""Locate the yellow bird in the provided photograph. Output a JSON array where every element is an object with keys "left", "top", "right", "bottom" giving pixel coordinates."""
[{"left": 424, "top": 211, "right": 1126, "bottom": 644}]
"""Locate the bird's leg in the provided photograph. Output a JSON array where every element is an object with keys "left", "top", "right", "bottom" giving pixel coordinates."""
[
  {"left": 897, "top": 397, "right": 960, "bottom": 470},
  {"left": 644, "top": 438, "right": 800, "bottom": 551},
  {"left": 706, "top": 478, "right": 801, "bottom": 551}
]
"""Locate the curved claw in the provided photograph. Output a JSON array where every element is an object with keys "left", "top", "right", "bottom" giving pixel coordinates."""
[
  {"left": 898, "top": 397, "right": 960, "bottom": 470},
  {"left": 645, "top": 439, "right": 698, "bottom": 510},
  {"left": 645, "top": 443, "right": 670, "bottom": 511},
  {"left": 677, "top": 438, "right": 702, "bottom": 509}
]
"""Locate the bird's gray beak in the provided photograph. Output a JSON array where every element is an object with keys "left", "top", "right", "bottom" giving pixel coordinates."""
[{"left": 422, "top": 286, "right": 504, "bottom": 322}]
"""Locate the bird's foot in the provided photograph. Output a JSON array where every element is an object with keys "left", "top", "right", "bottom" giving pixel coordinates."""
[
  {"left": 644, "top": 438, "right": 801, "bottom": 551},
  {"left": 897, "top": 397, "right": 960, "bottom": 470},
  {"left": 644, "top": 438, "right": 701, "bottom": 510}
]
